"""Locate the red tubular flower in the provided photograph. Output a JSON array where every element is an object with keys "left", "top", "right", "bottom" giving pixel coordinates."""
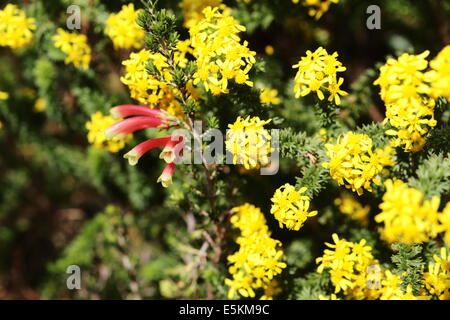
[
  {"left": 106, "top": 105, "right": 183, "bottom": 188},
  {"left": 124, "top": 137, "right": 171, "bottom": 165},
  {"left": 110, "top": 105, "right": 167, "bottom": 120},
  {"left": 123, "top": 135, "right": 184, "bottom": 165},
  {"left": 105, "top": 116, "right": 168, "bottom": 139},
  {"left": 157, "top": 162, "right": 175, "bottom": 188}
]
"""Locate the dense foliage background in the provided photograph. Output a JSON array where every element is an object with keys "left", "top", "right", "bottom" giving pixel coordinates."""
[{"left": 0, "top": 0, "right": 449, "bottom": 299}]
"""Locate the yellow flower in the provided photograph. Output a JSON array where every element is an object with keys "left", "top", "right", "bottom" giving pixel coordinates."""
[
  {"left": 439, "top": 202, "right": 450, "bottom": 246},
  {"left": 316, "top": 234, "right": 381, "bottom": 299},
  {"left": 225, "top": 116, "right": 272, "bottom": 170},
  {"left": 292, "top": 0, "right": 340, "bottom": 19},
  {"left": 190, "top": 6, "right": 256, "bottom": 95},
  {"left": 334, "top": 193, "right": 370, "bottom": 226},
  {"left": 375, "top": 179, "right": 441, "bottom": 244},
  {"left": 33, "top": 98, "right": 46, "bottom": 112},
  {"left": 121, "top": 49, "right": 173, "bottom": 107},
  {"left": 86, "top": 111, "right": 132, "bottom": 153},
  {"left": 226, "top": 204, "right": 286, "bottom": 299},
  {"left": 428, "top": 45, "right": 450, "bottom": 101},
  {"left": 270, "top": 184, "right": 318, "bottom": 231},
  {"left": 322, "top": 131, "right": 394, "bottom": 195},
  {"left": 374, "top": 51, "right": 436, "bottom": 152},
  {"left": 180, "top": 0, "right": 223, "bottom": 28},
  {"left": 423, "top": 248, "right": 450, "bottom": 300},
  {"left": 0, "top": 91, "right": 9, "bottom": 100},
  {"left": 265, "top": 45, "right": 274, "bottom": 56},
  {"left": 0, "top": 4, "right": 36, "bottom": 49},
  {"left": 260, "top": 88, "right": 281, "bottom": 105},
  {"left": 433, "top": 247, "right": 450, "bottom": 274},
  {"left": 318, "top": 294, "right": 340, "bottom": 300},
  {"left": 292, "top": 47, "right": 347, "bottom": 105},
  {"left": 120, "top": 46, "right": 199, "bottom": 118},
  {"left": 317, "top": 234, "right": 444, "bottom": 300},
  {"left": 225, "top": 271, "right": 256, "bottom": 299},
  {"left": 378, "top": 270, "right": 403, "bottom": 300},
  {"left": 394, "top": 285, "right": 431, "bottom": 300},
  {"left": 230, "top": 203, "right": 268, "bottom": 236},
  {"left": 52, "top": 28, "right": 91, "bottom": 70},
  {"left": 105, "top": 3, "right": 145, "bottom": 50}
]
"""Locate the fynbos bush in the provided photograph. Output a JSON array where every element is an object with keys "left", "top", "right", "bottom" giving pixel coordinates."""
[{"left": 0, "top": 0, "right": 449, "bottom": 300}]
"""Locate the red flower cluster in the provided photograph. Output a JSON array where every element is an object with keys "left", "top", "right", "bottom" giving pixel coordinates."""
[{"left": 106, "top": 105, "right": 184, "bottom": 187}]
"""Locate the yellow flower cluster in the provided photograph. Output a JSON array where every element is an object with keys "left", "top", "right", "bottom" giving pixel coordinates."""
[
  {"left": 334, "top": 193, "right": 370, "bottom": 226},
  {"left": 374, "top": 51, "right": 437, "bottom": 152},
  {"left": 104, "top": 3, "right": 145, "bottom": 50},
  {"left": 52, "top": 28, "right": 91, "bottom": 70},
  {"left": 322, "top": 131, "right": 394, "bottom": 195},
  {"left": 375, "top": 179, "right": 449, "bottom": 244},
  {"left": 374, "top": 250, "right": 450, "bottom": 300},
  {"left": 120, "top": 45, "right": 198, "bottom": 117},
  {"left": 189, "top": 6, "right": 256, "bottom": 95},
  {"left": 380, "top": 276, "right": 430, "bottom": 300},
  {"left": 428, "top": 45, "right": 450, "bottom": 101},
  {"left": 292, "top": 47, "right": 348, "bottom": 105},
  {"left": 260, "top": 88, "right": 281, "bottom": 105},
  {"left": 423, "top": 248, "right": 450, "bottom": 300},
  {"left": 377, "top": 270, "right": 404, "bottom": 300},
  {"left": 316, "top": 234, "right": 381, "bottom": 299},
  {"left": 225, "top": 116, "right": 272, "bottom": 170},
  {"left": 292, "top": 0, "right": 340, "bottom": 19},
  {"left": 86, "top": 112, "right": 132, "bottom": 153},
  {"left": 316, "top": 234, "right": 433, "bottom": 300},
  {"left": 179, "top": 0, "right": 223, "bottom": 28},
  {"left": 226, "top": 204, "right": 286, "bottom": 299},
  {"left": 270, "top": 184, "right": 318, "bottom": 231},
  {"left": 440, "top": 203, "right": 450, "bottom": 246},
  {"left": 0, "top": 4, "right": 36, "bottom": 49},
  {"left": 230, "top": 203, "right": 268, "bottom": 237}
]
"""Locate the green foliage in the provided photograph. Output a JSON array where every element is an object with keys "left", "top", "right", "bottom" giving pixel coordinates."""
[
  {"left": 43, "top": 206, "right": 144, "bottom": 299},
  {"left": 391, "top": 243, "right": 425, "bottom": 295},
  {"left": 138, "top": 0, "right": 179, "bottom": 53},
  {"left": 287, "top": 270, "right": 332, "bottom": 300},
  {"left": 285, "top": 239, "right": 315, "bottom": 270},
  {"left": 232, "top": 0, "right": 274, "bottom": 33},
  {"left": 409, "top": 153, "right": 450, "bottom": 200},
  {"left": 279, "top": 128, "right": 323, "bottom": 165},
  {"left": 355, "top": 122, "right": 390, "bottom": 149},
  {"left": 295, "top": 164, "right": 330, "bottom": 198}
]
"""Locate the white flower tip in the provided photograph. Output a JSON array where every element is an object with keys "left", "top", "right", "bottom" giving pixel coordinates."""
[
  {"left": 123, "top": 152, "right": 139, "bottom": 166},
  {"left": 159, "top": 149, "right": 175, "bottom": 164},
  {"left": 157, "top": 174, "right": 172, "bottom": 188}
]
